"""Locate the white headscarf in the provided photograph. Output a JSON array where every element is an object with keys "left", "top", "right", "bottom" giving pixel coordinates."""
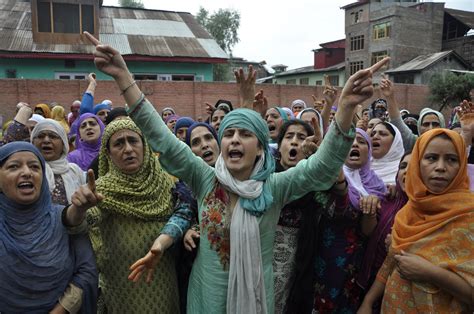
[
  {"left": 31, "top": 119, "right": 86, "bottom": 202},
  {"left": 291, "top": 99, "right": 307, "bottom": 111},
  {"left": 370, "top": 122, "right": 404, "bottom": 185},
  {"left": 214, "top": 154, "right": 268, "bottom": 314},
  {"left": 296, "top": 108, "right": 324, "bottom": 136}
]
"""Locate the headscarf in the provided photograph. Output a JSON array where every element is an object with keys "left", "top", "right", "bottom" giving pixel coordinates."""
[
  {"left": 161, "top": 107, "right": 176, "bottom": 118},
  {"left": 101, "top": 99, "right": 112, "bottom": 107},
  {"left": 343, "top": 128, "right": 387, "bottom": 210},
  {"left": 369, "top": 99, "right": 387, "bottom": 120},
  {"left": 31, "top": 119, "right": 86, "bottom": 203},
  {"left": 0, "top": 142, "right": 73, "bottom": 311},
  {"left": 273, "top": 106, "right": 289, "bottom": 123},
  {"left": 174, "top": 117, "right": 195, "bottom": 134},
  {"left": 51, "top": 105, "right": 70, "bottom": 134},
  {"left": 371, "top": 122, "right": 405, "bottom": 184},
  {"left": 67, "top": 113, "right": 105, "bottom": 171},
  {"left": 216, "top": 108, "right": 275, "bottom": 314},
  {"left": 96, "top": 119, "right": 174, "bottom": 219},
  {"left": 185, "top": 122, "right": 218, "bottom": 147},
  {"left": 296, "top": 108, "right": 324, "bottom": 136},
  {"left": 28, "top": 113, "right": 45, "bottom": 124},
  {"left": 417, "top": 108, "right": 446, "bottom": 134},
  {"left": 105, "top": 107, "right": 128, "bottom": 125},
  {"left": 392, "top": 129, "right": 473, "bottom": 252},
  {"left": 93, "top": 103, "right": 111, "bottom": 115},
  {"left": 215, "top": 99, "right": 234, "bottom": 112},
  {"left": 34, "top": 103, "right": 52, "bottom": 118},
  {"left": 291, "top": 99, "right": 306, "bottom": 111},
  {"left": 165, "top": 114, "right": 180, "bottom": 124},
  {"left": 68, "top": 101, "right": 81, "bottom": 126},
  {"left": 282, "top": 107, "right": 295, "bottom": 120},
  {"left": 357, "top": 153, "right": 409, "bottom": 289}
]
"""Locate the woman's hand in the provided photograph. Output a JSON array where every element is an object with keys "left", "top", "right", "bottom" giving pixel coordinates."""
[
  {"left": 49, "top": 303, "right": 67, "bottom": 314},
  {"left": 379, "top": 74, "right": 394, "bottom": 98},
  {"left": 360, "top": 195, "right": 381, "bottom": 215},
  {"left": 459, "top": 100, "right": 474, "bottom": 146},
  {"left": 235, "top": 65, "right": 256, "bottom": 109},
  {"left": 356, "top": 119, "right": 368, "bottom": 130},
  {"left": 253, "top": 89, "right": 268, "bottom": 118},
  {"left": 184, "top": 229, "right": 200, "bottom": 251},
  {"left": 339, "top": 57, "right": 390, "bottom": 109},
  {"left": 394, "top": 250, "right": 435, "bottom": 282},
  {"left": 302, "top": 117, "right": 323, "bottom": 157},
  {"left": 323, "top": 75, "right": 338, "bottom": 106},
  {"left": 84, "top": 32, "right": 131, "bottom": 83},
  {"left": 128, "top": 237, "right": 166, "bottom": 284}
]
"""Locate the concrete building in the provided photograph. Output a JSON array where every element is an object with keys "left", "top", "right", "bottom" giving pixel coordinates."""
[
  {"left": 272, "top": 39, "right": 346, "bottom": 87},
  {"left": 0, "top": 0, "right": 228, "bottom": 81},
  {"left": 385, "top": 50, "right": 470, "bottom": 84},
  {"left": 342, "top": 0, "right": 473, "bottom": 81}
]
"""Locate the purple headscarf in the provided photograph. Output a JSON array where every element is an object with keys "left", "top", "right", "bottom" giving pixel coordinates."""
[
  {"left": 343, "top": 128, "right": 386, "bottom": 210},
  {"left": 67, "top": 113, "right": 104, "bottom": 170},
  {"left": 357, "top": 162, "right": 409, "bottom": 290}
]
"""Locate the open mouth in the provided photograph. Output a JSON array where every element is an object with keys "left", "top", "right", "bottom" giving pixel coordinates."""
[
  {"left": 202, "top": 151, "right": 213, "bottom": 159},
  {"left": 268, "top": 125, "right": 276, "bottom": 132},
  {"left": 124, "top": 156, "right": 136, "bottom": 163},
  {"left": 288, "top": 148, "right": 298, "bottom": 160},
  {"left": 18, "top": 182, "right": 34, "bottom": 191},
  {"left": 41, "top": 146, "right": 53, "bottom": 153},
  {"left": 372, "top": 142, "right": 380, "bottom": 149},
  {"left": 349, "top": 149, "right": 360, "bottom": 160},
  {"left": 86, "top": 131, "right": 95, "bottom": 137},
  {"left": 228, "top": 150, "right": 243, "bottom": 160}
]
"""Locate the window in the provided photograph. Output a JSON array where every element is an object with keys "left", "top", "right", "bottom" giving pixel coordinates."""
[
  {"left": 351, "top": 10, "right": 363, "bottom": 24},
  {"left": 299, "top": 78, "right": 309, "bottom": 85},
  {"left": 55, "top": 72, "right": 88, "bottom": 80},
  {"left": 194, "top": 75, "right": 204, "bottom": 82},
  {"left": 349, "top": 61, "right": 364, "bottom": 75},
  {"left": 393, "top": 74, "right": 414, "bottom": 84},
  {"left": 350, "top": 35, "right": 365, "bottom": 51},
  {"left": 373, "top": 22, "right": 391, "bottom": 40},
  {"left": 315, "top": 80, "right": 323, "bottom": 86},
  {"left": 328, "top": 75, "right": 339, "bottom": 87},
  {"left": 371, "top": 51, "right": 389, "bottom": 65},
  {"left": 37, "top": 1, "right": 95, "bottom": 34},
  {"left": 286, "top": 79, "right": 296, "bottom": 85},
  {"left": 6, "top": 69, "right": 17, "bottom": 78},
  {"left": 172, "top": 74, "right": 194, "bottom": 81}
]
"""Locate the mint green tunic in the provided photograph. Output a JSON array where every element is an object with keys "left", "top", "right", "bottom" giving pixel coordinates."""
[{"left": 129, "top": 99, "right": 355, "bottom": 313}]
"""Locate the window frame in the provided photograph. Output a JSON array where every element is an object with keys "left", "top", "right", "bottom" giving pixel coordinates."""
[
  {"left": 371, "top": 51, "right": 389, "bottom": 66},
  {"left": 350, "top": 35, "right": 365, "bottom": 51},
  {"left": 54, "top": 72, "right": 88, "bottom": 80},
  {"left": 349, "top": 61, "right": 364, "bottom": 75},
  {"left": 373, "top": 22, "right": 391, "bottom": 40}
]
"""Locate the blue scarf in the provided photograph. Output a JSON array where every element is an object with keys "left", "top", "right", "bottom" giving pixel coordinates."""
[
  {"left": 0, "top": 142, "right": 74, "bottom": 312},
  {"left": 218, "top": 109, "right": 275, "bottom": 216}
]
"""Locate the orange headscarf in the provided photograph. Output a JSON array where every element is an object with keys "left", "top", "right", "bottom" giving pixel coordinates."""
[
  {"left": 51, "top": 105, "right": 70, "bottom": 134},
  {"left": 34, "top": 103, "right": 52, "bottom": 119},
  {"left": 392, "top": 128, "right": 473, "bottom": 251}
]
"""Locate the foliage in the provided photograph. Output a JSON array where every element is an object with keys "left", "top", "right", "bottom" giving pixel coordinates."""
[
  {"left": 429, "top": 72, "right": 474, "bottom": 111},
  {"left": 118, "top": 0, "right": 144, "bottom": 9},
  {"left": 196, "top": 7, "right": 240, "bottom": 53}
]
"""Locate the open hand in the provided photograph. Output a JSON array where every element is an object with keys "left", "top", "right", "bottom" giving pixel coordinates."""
[
  {"left": 253, "top": 89, "right": 268, "bottom": 118},
  {"left": 128, "top": 238, "right": 165, "bottom": 284},
  {"left": 235, "top": 65, "right": 256, "bottom": 109},
  {"left": 379, "top": 74, "right": 394, "bottom": 98},
  {"left": 323, "top": 75, "right": 338, "bottom": 105},
  {"left": 360, "top": 194, "right": 381, "bottom": 215},
  {"left": 459, "top": 100, "right": 474, "bottom": 145}
]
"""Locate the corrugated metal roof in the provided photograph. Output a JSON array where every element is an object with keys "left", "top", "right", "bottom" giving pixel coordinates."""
[
  {"left": 113, "top": 19, "right": 194, "bottom": 37},
  {"left": 386, "top": 51, "right": 456, "bottom": 73},
  {"left": 274, "top": 62, "right": 345, "bottom": 77},
  {"left": 445, "top": 8, "right": 474, "bottom": 29},
  {"left": 0, "top": 1, "right": 228, "bottom": 60}
]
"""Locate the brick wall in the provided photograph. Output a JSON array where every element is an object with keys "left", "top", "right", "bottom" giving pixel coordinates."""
[{"left": 0, "top": 79, "right": 436, "bottom": 122}]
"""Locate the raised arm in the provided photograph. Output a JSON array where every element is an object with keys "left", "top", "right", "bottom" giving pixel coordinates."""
[
  {"left": 83, "top": 32, "right": 213, "bottom": 196},
  {"left": 321, "top": 75, "right": 338, "bottom": 131},
  {"left": 271, "top": 58, "right": 390, "bottom": 206},
  {"left": 79, "top": 73, "right": 97, "bottom": 115}
]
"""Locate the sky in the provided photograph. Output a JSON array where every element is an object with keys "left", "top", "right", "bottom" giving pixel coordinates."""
[{"left": 102, "top": 0, "right": 474, "bottom": 71}]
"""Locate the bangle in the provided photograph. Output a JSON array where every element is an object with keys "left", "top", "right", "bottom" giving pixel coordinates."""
[{"left": 120, "top": 80, "right": 137, "bottom": 95}]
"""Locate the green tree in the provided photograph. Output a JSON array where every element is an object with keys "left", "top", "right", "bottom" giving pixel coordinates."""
[
  {"left": 196, "top": 7, "right": 240, "bottom": 81},
  {"left": 119, "top": 0, "right": 144, "bottom": 9},
  {"left": 429, "top": 72, "right": 474, "bottom": 111}
]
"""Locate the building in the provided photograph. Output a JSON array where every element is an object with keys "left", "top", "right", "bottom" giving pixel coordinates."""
[
  {"left": 342, "top": 0, "right": 473, "bottom": 81},
  {"left": 386, "top": 50, "right": 470, "bottom": 84},
  {"left": 0, "top": 0, "right": 228, "bottom": 81},
  {"left": 272, "top": 39, "right": 346, "bottom": 87}
]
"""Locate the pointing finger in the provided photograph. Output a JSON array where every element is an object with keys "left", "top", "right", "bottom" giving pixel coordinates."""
[
  {"left": 368, "top": 57, "right": 390, "bottom": 74},
  {"left": 87, "top": 169, "right": 96, "bottom": 192},
  {"left": 84, "top": 31, "right": 101, "bottom": 46}
]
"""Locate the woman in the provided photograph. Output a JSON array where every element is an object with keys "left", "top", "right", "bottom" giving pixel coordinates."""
[
  {"left": 272, "top": 120, "right": 347, "bottom": 314},
  {"left": 52, "top": 105, "right": 71, "bottom": 134},
  {"left": 0, "top": 142, "right": 97, "bottom": 313},
  {"left": 210, "top": 105, "right": 229, "bottom": 132},
  {"left": 174, "top": 117, "right": 195, "bottom": 142},
  {"left": 34, "top": 103, "right": 52, "bottom": 118},
  {"left": 161, "top": 107, "right": 176, "bottom": 121},
  {"left": 359, "top": 129, "right": 473, "bottom": 313},
  {"left": 86, "top": 119, "right": 180, "bottom": 313},
  {"left": 31, "top": 119, "right": 86, "bottom": 205},
  {"left": 296, "top": 108, "right": 324, "bottom": 135},
  {"left": 356, "top": 152, "right": 411, "bottom": 310},
  {"left": 265, "top": 107, "right": 288, "bottom": 149},
  {"left": 370, "top": 122, "right": 404, "bottom": 185},
  {"left": 85, "top": 30, "right": 387, "bottom": 313},
  {"left": 291, "top": 99, "right": 306, "bottom": 115},
  {"left": 165, "top": 114, "right": 180, "bottom": 131},
  {"left": 67, "top": 113, "right": 104, "bottom": 171},
  {"left": 314, "top": 129, "right": 387, "bottom": 313}
]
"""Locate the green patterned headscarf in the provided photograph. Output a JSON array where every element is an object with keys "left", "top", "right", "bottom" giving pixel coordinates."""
[
  {"left": 218, "top": 108, "right": 275, "bottom": 216},
  {"left": 96, "top": 118, "right": 174, "bottom": 220}
]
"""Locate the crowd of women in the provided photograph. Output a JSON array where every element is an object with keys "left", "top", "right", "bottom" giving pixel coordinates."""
[{"left": 0, "top": 31, "right": 472, "bottom": 314}]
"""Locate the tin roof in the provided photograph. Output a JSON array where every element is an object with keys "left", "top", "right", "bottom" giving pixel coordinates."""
[
  {"left": 274, "top": 62, "right": 345, "bottom": 77},
  {"left": 0, "top": 0, "right": 228, "bottom": 61},
  {"left": 385, "top": 50, "right": 469, "bottom": 73}
]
